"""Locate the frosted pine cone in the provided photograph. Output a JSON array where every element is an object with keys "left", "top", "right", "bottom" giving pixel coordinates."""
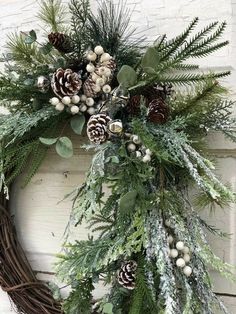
[
  {"left": 51, "top": 68, "right": 82, "bottom": 99},
  {"left": 117, "top": 260, "right": 137, "bottom": 290},
  {"left": 87, "top": 113, "right": 112, "bottom": 144},
  {"left": 48, "top": 32, "right": 73, "bottom": 53},
  {"left": 147, "top": 99, "right": 170, "bottom": 124},
  {"left": 83, "top": 77, "right": 98, "bottom": 98}
]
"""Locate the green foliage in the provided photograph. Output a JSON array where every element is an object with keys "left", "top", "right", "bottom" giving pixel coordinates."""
[
  {"left": 117, "top": 65, "right": 137, "bottom": 88},
  {"left": 127, "top": 19, "right": 230, "bottom": 92},
  {"left": 69, "top": 0, "right": 143, "bottom": 67},
  {"left": 70, "top": 115, "right": 86, "bottom": 135},
  {"left": 0, "top": 3, "right": 234, "bottom": 314},
  {"left": 38, "top": 0, "right": 68, "bottom": 33},
  {"left": 62, "top": 279, "right": 94, "bottom": 314}
]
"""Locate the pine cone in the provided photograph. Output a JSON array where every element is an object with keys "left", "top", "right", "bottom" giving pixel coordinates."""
[
  {"left": 87, "top": 113, "right": 112, "bottom": 144},
  {"left": 101, "top": 58, "right": 116, "bottom": 72},
  {"left": 51, "top": 68, "right": 82, "bottom": 98},
  {"left": 117, "top": 260, "right": 137, "bottom": 290},
  {"left": 126, "top": 95, "right": 141, "bottom": 116},
  {"left": 83, "top": 77, "right": 98, "bottom": 98},
  {"left": 48, "top": 32, "right": 73, "bottom": 53},
  {"left": 147, "top": 99, "right": 170, "bottom": 124},
  {"left": 142, "top": 84, "right": 173, "bottom": 102}
]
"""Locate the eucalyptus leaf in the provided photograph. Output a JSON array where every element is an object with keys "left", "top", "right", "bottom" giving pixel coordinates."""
[
  {"left": 70, "top": 115, "right": 85, "bottom": 135},
  {"left": 39, "top": 137, "right": 58, "bottom": 145},
  {"left": 141, "top": 47, "right": 160, "bottom": 70},
  {"left": 102, "top": 303, "right": 113, "bottom": 314},
  {"left": 24, "top": 30, "right": 37, "bottom": 44},
  {"left": 56, "top": 137, "right": 73, "bottom": 158},
  {"left": 117, "top": 65, "right": 137, "bottom": 88},
  {"left": 119, "top": 190, "right": 137, "bottom": 212}
]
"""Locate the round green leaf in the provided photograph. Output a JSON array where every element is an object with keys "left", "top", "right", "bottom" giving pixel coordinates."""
[
  {"left": 141, "top": 47, "right": 160, "bottom": 70},
  {"left": 39, "top": 137, "right": 58, "bottom": 145},
  {"left": 56, "top": 137, "right": 73, "bottom": 158},
  {"left": 103, "top": 303, "right": 113, "bottom": 314},
  {"left": 70, "top": 115, "right": 86, "bottom": 135},
  {"left": 117, "top": 65, "right": 137, "bottom": 88}
]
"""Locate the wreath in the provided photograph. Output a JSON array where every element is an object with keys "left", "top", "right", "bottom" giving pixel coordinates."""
[{"left": 0, "top": 0, "right": 235, "bottom": 313}]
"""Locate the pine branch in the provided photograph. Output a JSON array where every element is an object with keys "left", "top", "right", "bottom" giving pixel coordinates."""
[{"left": 38, "top": 0, "right": 68, "bottom": 33}]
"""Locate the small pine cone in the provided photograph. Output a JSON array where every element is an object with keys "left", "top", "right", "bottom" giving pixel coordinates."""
[
  {"left": 117, "top": 260, "right": 137, "bottom": 290},
  {"left": 83, "top": 77, "right": 99, "bottom": 98},
  {"left": 126, "top": 95, "right": 141, "bottom": 116},
  {"left": 48, "top": 32, "right": 73, "bottom": 53},
  {"left": 51, "top": 68, "right": 82, "bottom": 99},
  {"left": 147, "top": 99, "right": 170, "bottom": 124},
  {"left": 142, "top": 84, "right": 173, "bottom": 102},
  {"left": 101, "top": 58, "right": 116, "bottom": 72},
  {"left": 87, "top": 113, "right": 112, "bottom": 144}
]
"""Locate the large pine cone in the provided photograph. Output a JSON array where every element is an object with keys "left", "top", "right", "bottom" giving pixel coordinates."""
[
  {"left": 48, "top": 32, "right": 73, "bottom": 53},
  {"left": 117, "top": 260, "right": 137, "bottom": 290},
  {"left": 147, "top": 99, "right": 170, "bottom": 124},
  {"left": 87, "top": 113, "right": 112, "bottom": 144},
  {"left": 51, "top": 68, "right": 82, "bottom": 98}
]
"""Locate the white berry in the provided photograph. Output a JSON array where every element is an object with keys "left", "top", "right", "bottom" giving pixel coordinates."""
[
  {"left": 79, "top": 104, "right": 87, "bottom": 112},
  {"left": 170, "top": 249, "right": 178, "bottom": 258},
  {"left": 96, "top": 78, "right": 105, "bottom": 86},
  {"left": 146, "top": 148, "right": 152, "bottom": 156},
  {"left": 167, "top": 235, "right": 174, "bottom": 244},
  {"left": 93, "top": 85, "right": 101, "bottom": 93},
  {"left": 136, "top": 151, "right": 142, "bottom": 158},
  {"left": 176, "top": 258, "right": 186, "bottom": 268},
  {"left": 183, "top": 254, "right": 191, "bottom": 263},
  {"left": 183, "top": 246, "right": 190, "bottom": 254},
  {"left": 62, "top": 96, "right": 71, "bottom": 105},
  {"left": 94, "top": 45, "right": 104, "bottom": 55},
  {"left": 80, "top": 95, "right": 87, "bottom": 102},
  {"left": 127, "top": 143, "right": 136, "bottom": 152},
  {"left": 50, "top": 97, "right": 60, "bottom": 106},
  {"left": 91, "top": 73, "right": 99, "bottom": 82},
  {"left": 70, "top": 105, "right": 79, "bottom": 114},
  {"left": 71, "top": 95, "right": 80, "bottom": 104},
  {"left": 183, "top": 266, "right": 192, "bottom": 277},
  {"left": 165, "top": 220, "right": 171, "bottom": 227},
  {"left": 87, "top": 51, "right": 97, "bottom": 61},
  {"left": 132, "top": 135, "right": 141, "bottom": 144},
  {"left": 87, "top": 107, "right": 96, "bottom": 115},
  {"left": 86, "top": 98, "right": 95, "bottom": 107},
  {"left": 143, "top": 154, "right": 151, "bottom": 163},
  {"left": 102, "top": 84, "right": 111, "bottom": 94},
  {"left": 98, "top": 66, "right": 107, "bottom": 76},
  {"left": 86, "top": 63, "right": 95, "bottom": 73},
  {"left": 100, "top": 52, "right": 111, "bottom": 62},
  {"left": 55, "top": 103, "right": 65, "bottom": 111},
  {"left": 104, "top": 68, "right": 112, "bottom": 77},
  {"left": 176, "top": 241, "right": 185, "bottom": 251}
]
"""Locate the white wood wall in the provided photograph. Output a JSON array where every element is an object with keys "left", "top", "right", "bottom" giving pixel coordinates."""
[{"left": 0, "top": 0, "right": 236, "bottom": 312}]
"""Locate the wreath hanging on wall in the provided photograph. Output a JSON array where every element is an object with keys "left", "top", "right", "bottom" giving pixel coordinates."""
[{"left": 0, "top": 0, "right": 235, "bottom": 313}]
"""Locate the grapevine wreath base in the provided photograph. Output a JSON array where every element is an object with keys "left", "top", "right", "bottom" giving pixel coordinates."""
[
  {"left": 0, "top": 0, "right": 236, "bottom": 314},
  {"left": 0, "top": 191, "right": 63, "bottom": 313}
]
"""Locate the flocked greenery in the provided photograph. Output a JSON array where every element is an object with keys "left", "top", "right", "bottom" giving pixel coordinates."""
[{"left": 0, "top": 1, "right": 235, "bottom": 314}]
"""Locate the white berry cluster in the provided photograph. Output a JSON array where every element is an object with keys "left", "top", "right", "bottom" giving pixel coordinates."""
[
  {"left": 86, "top": 45, "right": 113, "bottom": 95},
  {"left": 165, "top": 220, "right": 193, "bottom": 277},
  {"left": 126, "top": 134, "right": 152, "bottom": 163},
  {"left": 50, "top": 94, "right": 97, "bottom": 115}
]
